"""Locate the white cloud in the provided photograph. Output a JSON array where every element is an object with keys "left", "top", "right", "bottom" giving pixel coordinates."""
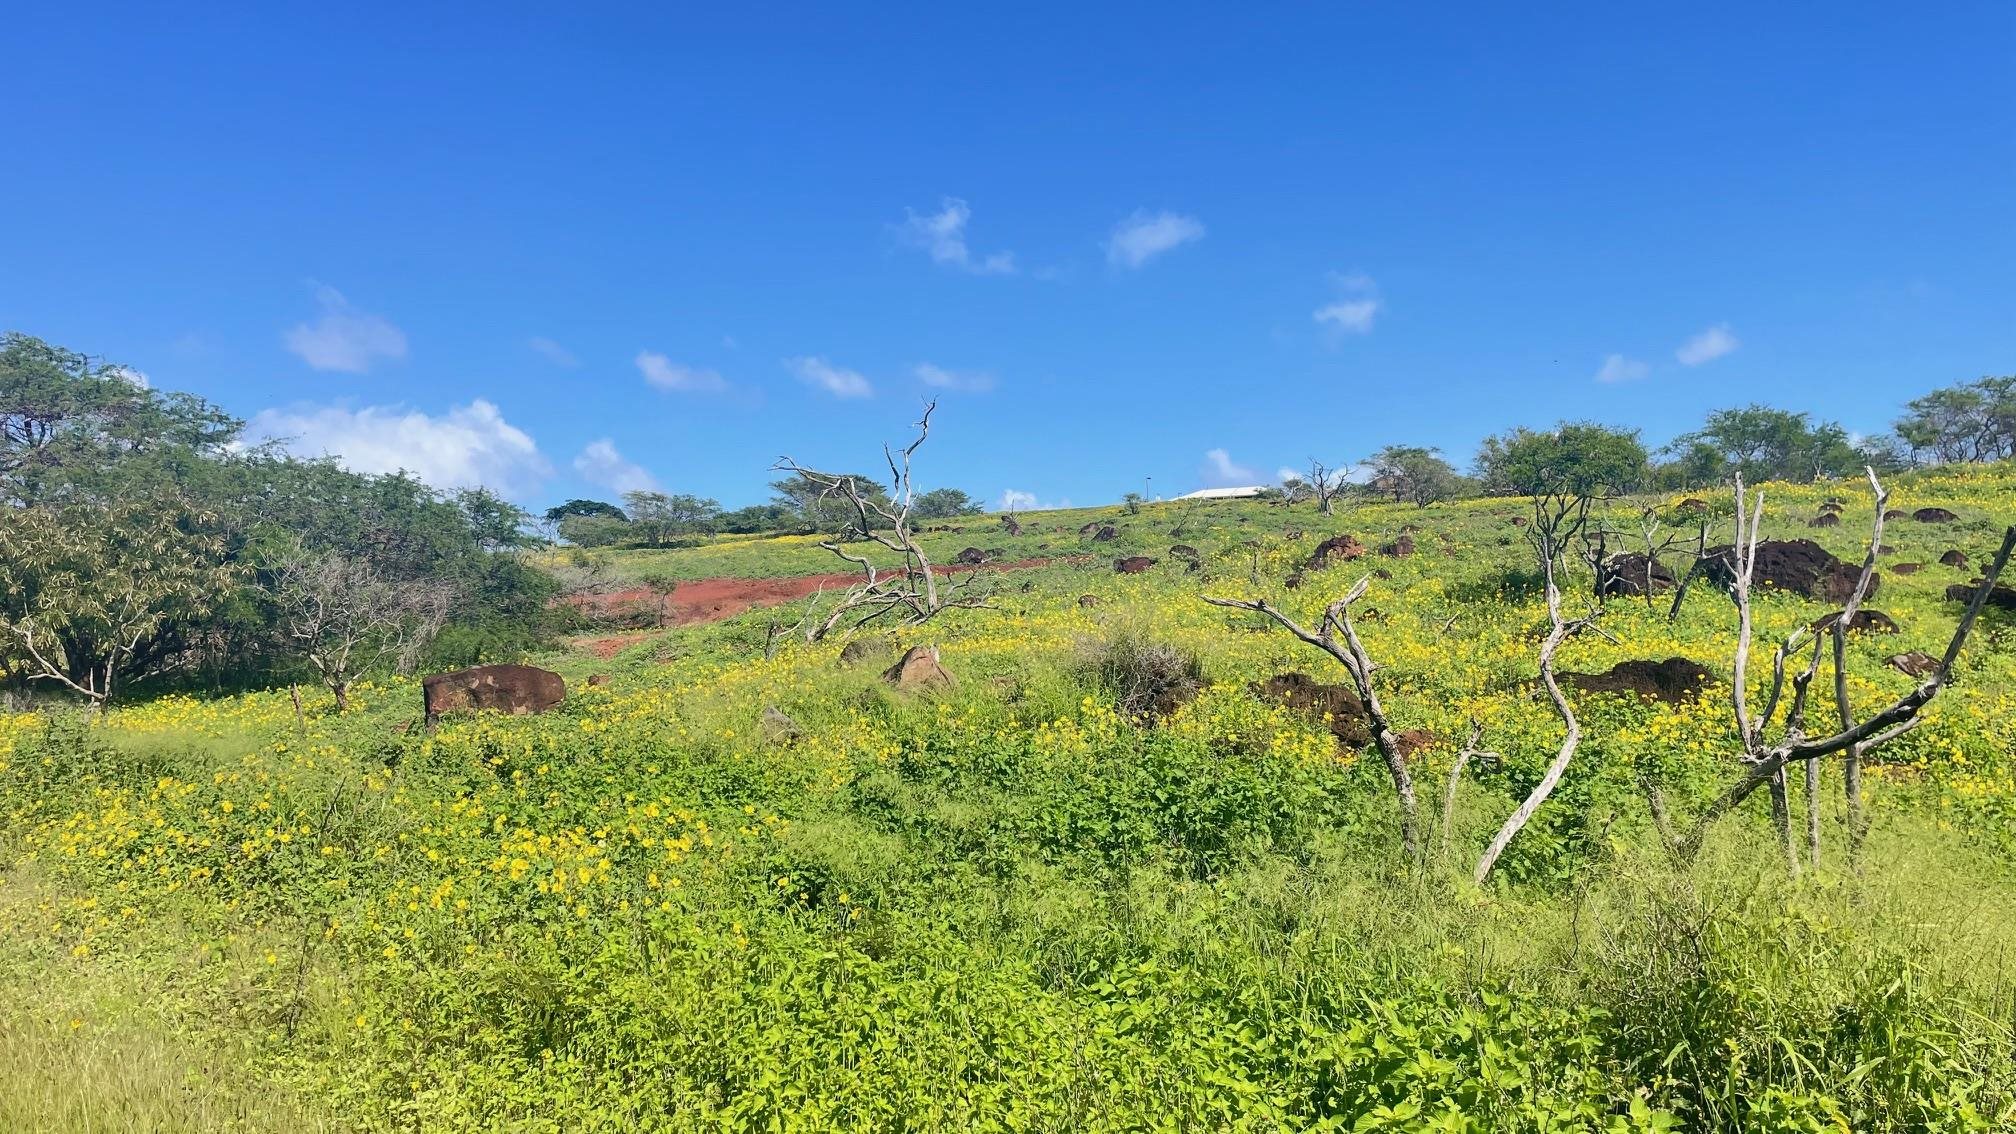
[
  {"left": 894, "top": 197, "right": 1016, "bottom": 275},
  {"left": 1313, "top": 273, "right": 1382, "bottom": 335},
  {"left": 914, "top": 363, "right": 995, "bottom": 392},
  {"left": 1201, "top": 447, "right": 1259, "bottom": 486},
  {"left": 996, "top": 488, "right": 1071, "bottom": 512},
  {"left": 112, "top": 366, "right": 150, "bottom": 389},
  {"left": 787, "top": 356, "right": 874, "bottom": 399},
  {"left": 1277, "top": 466, "right": 1301, "bottom": 484},
  {"left": 1595, "top": 354, "right": 1651, "bottom": 383},
  {"left": 1676, "top": 324, "right": 1740, "bottom": 366},
  {"left": 283, "top": 285, "right": 407, "bottom": 373},
  {"left": 243, "top": 399, "right": 550, "bottom": 495},
  {"left": 572, "top": 438, "right": 659, "bottom": 495},
  {"left": 636, "top": 350, "right": 727, "bottom": 393},
  {"left": 1106, "top": 210, "right": 1205, "bottom": 269},
  {"left": 529, "top": 337, "right": 579, "bottom": 367}
]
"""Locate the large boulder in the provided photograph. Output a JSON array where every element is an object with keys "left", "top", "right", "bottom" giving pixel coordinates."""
[
  {"left": 952, "top": 546, "right": 988, "bottom": 565},
  {"left": 1946, "top": 581, "right": 2016, "bottom": 611},
  {"left": 1249, "top": 672, "right": 1370, "bottom": 747},
  {"left": 882, "top": 645, "right": 956, "bottom": 691},
  {"left": 1599, "top": 553, "right": 1676, "bottom": 597},
  {"left": 1307, "top": 534, "right": 1367, "bottom": 570},
  {"left": 422, "top": 664, "right": 565, "bottom": 725},
  {"left": 1560, "top": 658, "right": 1715, "bottom": 705},
  {"left": 1700, "top": 539, "right": 1877, "bottom": 604},
  {"left": 1913, "top": 507, "right": 1959, "bottom": 524}
]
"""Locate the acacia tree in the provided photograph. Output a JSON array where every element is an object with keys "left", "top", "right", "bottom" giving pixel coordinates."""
[
  {"left": 269, "top": 546, "right": 455, "bottom": 711},
  {"left": 772, "top": 401, "right": 988, "bottom": 640},
  {"left": 0, "top": 496, "right": 232, "bottom": 705},
  {"left": 1893, "top": 375, "right": 2016, "bottom": 465},
  {"left": 1366, "top": 446, "right": 1461, "bottom": 506}
]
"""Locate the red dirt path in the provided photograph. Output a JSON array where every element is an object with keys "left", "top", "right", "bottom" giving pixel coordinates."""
[{"left": 566, "top": 557, "right": 1074, "bottom": 630}]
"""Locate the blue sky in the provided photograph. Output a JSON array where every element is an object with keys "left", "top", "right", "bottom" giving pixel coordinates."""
[{"left": 5, "top": 3, "right": 2012, "bottom": 512}]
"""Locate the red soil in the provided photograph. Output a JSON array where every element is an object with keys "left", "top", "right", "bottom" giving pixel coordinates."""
[
  {"left": 580, "top": 632, "right": 651, "bottom": 659},
  {"left": 565, "top": 557, "right": 1074, "bottom": 629}
]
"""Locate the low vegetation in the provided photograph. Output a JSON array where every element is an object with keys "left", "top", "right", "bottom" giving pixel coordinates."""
[{"left": 6, "top": 335, "right": 2016, "bottom": 1130}]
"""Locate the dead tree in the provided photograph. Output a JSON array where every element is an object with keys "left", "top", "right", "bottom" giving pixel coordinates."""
[
  {"left": 1439, "top": 719, "right": 1498, "bottom": 865},
  {"left": 1203, "top": 578, "right": 1424, "bottom": 861},
  {"left": 269, "top": 546, "right": 454, "bottom": 712},
  {"left": 772, "top": 401, "right": 988, "bottom": 641},
  {"left": 1303, "top": 459, "right": 1352, "bottom": 516},
  {"left": 1671, "top": 472, "right": 2016, "bottom": 865}
]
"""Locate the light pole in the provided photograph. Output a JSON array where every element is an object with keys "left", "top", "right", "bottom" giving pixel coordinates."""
[{"left": 1144, "top": 475, "right": 1152, "bottom": 502}]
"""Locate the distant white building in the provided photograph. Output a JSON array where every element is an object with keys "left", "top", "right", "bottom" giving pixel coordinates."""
[{"left": 1173, "top": 485, "right": 1270, "bottom": 501}]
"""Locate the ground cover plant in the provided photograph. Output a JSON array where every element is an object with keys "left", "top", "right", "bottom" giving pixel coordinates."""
[{"left": 5, "top": 453, "right": 2016, "bottom": 1131}]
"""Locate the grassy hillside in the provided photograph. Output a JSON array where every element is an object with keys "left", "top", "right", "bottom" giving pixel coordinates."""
[{"left": 5, "top": 464, "right": 2016, "bottom": 1130}]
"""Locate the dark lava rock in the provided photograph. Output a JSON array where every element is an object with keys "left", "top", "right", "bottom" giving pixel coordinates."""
[
  {"left": 1701, "top": 539, "right": 1877, "bottom": 604},
  {"left": 1170, "top": 544, "right": 1202, "bottom": 562},
  {"left": 1808, "top": 609, "right": 1900, "bottom": 635},
  {"left": 1947, "top": 581, "right": 2016, "bottom": 611},
  {"left": 1379, "top": 534, "right": 1416, "bottom": 558},
  {"left": 1077, "top": 594, "right": 1100, "bottom": 608},
  {"left": 953, "top": 546, "right": 988, "bottom": 565},
  {"left": 1808, "top": 513, "right": 1840, "bottom": 528},
  {"left": 1890, "top": 562, "right": 1923, "bottom": 575},
  {"left": 1114, "top": 556, "right": 1157, "bottom": 574},
  {"left": 1887, "top": 651, "right": 1940, "bottom": 678},
  {"left": 1599, "top": 553, "right": 1676, "bottom": 597},
  {"left": 1560, "top": 658, "right": 1716, "bottom": 705},
  {"left": 1913, "top": 507, "right": 1959, "bottom": 524},
  {"left": 1249, "top": 673, "right": 1370, "bottom": 747},
  {"left": 1307, "top": 534, "right": 1367, "bottom": 569},
  {"left": 1940, "top": 550, "right": 1969, "bottom": 568}
]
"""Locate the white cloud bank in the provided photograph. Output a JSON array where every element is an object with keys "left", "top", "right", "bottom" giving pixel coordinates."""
[
  {"left": 1676, "top": 324, "right": 1740, "bottom": 366},
  {"left": 529, "top": 337, "right": 580, "bottom": 367},
  {"left": 283, "top": 285, "right": 407, "bottom": 373},
  {"left": 572, "top": 438, "right": 659, "bottom": 494},
  {"left": 244, "top": 399, "right": 550, "bottom": 495},
  {"left": 1201, "top": 447, "right": 1259, "bottom": 486},
  {"left": 914, "top": 363, "right": 995, "bottom": 392},
  {"left": 895, "top": 198, "right": 1016, "bottom": 275},
  {"left": 788, "top": 356, "right": 874, "bottom": 398},
  {"left": 1106, "top": 210, "right": 1205, "bottom": 269},
  {"left": 1313, "top": 273, "right": 1382, "bottom": 335},
  {"left": 636, "top": 350, "right": 727, "bottom": 393},
  {"left": 1595, "top": 354, "right": 1650, "bottom": 384}
]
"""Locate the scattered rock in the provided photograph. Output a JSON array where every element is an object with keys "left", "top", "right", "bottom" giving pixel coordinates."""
[
  {"left": 953, "top": 546, "right": 988, "bottom": 565},
  {"left": 1887, "top": 651, "right": 1940, "bottom": 678},
  {"left": 882, "top": 645, "right": 956, "bottom": 691},
  {"left": 422, "top": 664, "right": 566, "bottom": 726},
  {"left": 1599, "top": 553, "right": 1676, "bottom": 597},
  {"left": 759, "top": 706, "right": 802, "bottom": 744},
  {"left": 1560, "top": 658, "right": 1715, "bottom": 705},
  {"left": 586, "top": 674, "right": 611, "bottom": 686},
  {"left": 1088, "top": 524, "right": 1119, "bottom": 542},
  {"left": 1077, "top": 594, "right": 1100, "bottom": 608},
  {"left": 1946, "top": 581, "right": 2016, "bottom": 611},
  {"left": 1284, "top": 528, "right": 1305, "bottom": 541},
  {"left": 1379, "top": 534, "right": 1416, "bottom": 558},
  {"left": 1675, "top": 498, "right": 1710, "bottom": 514},
  {"left": 1808, "top": 609, "right": 1900, "bottom": 635},
  {"left": 1883, "top": 509, "right": 1908, "bottom": 522},
  {"left": 1913, "top": 507, "right": 1959, "bottom": 524},
  {"left": 1818, "top": 501, "right": 1844, "bottom": 515},
  {"left": 1890, "top": 562, "right": 1923, "bottom": 575},
  {"left": 1700, "top": 539, "right": 1878, "bottom": 604},
  {"left": 1000, "top": 514, "right": 1022, "bottom": 536},
  {"left": 1373, "top": 568, "right": 1394, "bottom": 581},
  {"left": 838, "top": 640, "right": 877, "bottom": 666},
  {"left": 1170, "top": 544, "right": 1202, "bottom": 563},
  {"left": 1393, "top": 729, "right": 1441, "bottom": 758},
  {"left": 1509, "top": 516, "right": 1528, "bottom": 527},
  {"left": 1115, "top": 556, "right": 1157, "bottom": 574},
  {"left": 1307, "top": 534, "right": 1366, "bottom": 570},
  {"left": 1284, "top": 572, "right": 1306, "bottom": 589},
  {"left": 1940, "top": 550, "right": 1969, "bottom": 568},
  {"left": 1877, "top": 544, "right": 1896, "bottom": 555},
  {"left": 1808, "top": 513, "right": 1840, "bottom": 528},
  {"left": 1249, "top": 673, "right": 1370, "bottom": 747}
]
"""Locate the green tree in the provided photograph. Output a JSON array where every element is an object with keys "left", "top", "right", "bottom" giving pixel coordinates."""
[
  {"left": 1667, "top": 405, "right": 1862, "bottom": 484},
  {"left": 455, "top": 487, "right": 535, "bottom": 551},
  {"left": 542, "top": 498, "right": 628, "bottom": 523},
  {"left": 1366, "top": 445, "right": 1462, "bottom": 506},
  {"left": 621, "top": 491, "right": 722, "bottom": 546},
  {"left": 1894, "top": 376, "right": 2016, "bottom": 465},
  {"left": 0, "top": 494, "right": 235, "bottom": 704},
  {"left": 911, "top": 487, "right": 983, "bottom": 519},
  {"left": 1475, "top": 423, "right": 1647, "bottom": 499},
  {"left": 769, "top": 471, "right": 888, "bottom": 533}
]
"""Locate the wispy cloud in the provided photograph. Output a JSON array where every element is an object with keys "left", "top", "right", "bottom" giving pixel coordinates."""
[
  {"left": 996, "top": 488, "right": 1072, "bottom": 512},
  {"left": 1201, "top": 447, "right": 1259, "bottom": 487},
  {"left": 242, "top": 399, "right": 550, "bottom": 495},
  {"left": 914, "top": 363, "right": 995, "bottom": 392},
  {"left": 1595, "top": 354, "right": 1650, "bottom": 383},
  {"left": 787, "top": 356, "right": 874, "bottom": 399},
  {"left": 529, "top": 337, "right": 579, "bottom": 368},
  {"left": 112, "top": 366, "right": 150, "bottom": 389},
  {"left": 1313, "top": 272, "right": 1382, "bottom": 336},
  {"left": 572, "top": 438, "right": 659, "bottom": 494},
  {"left": 1676, "top": 324, "right": 1740, "bottom": 366},
  {"left": 894, "top": 197, "right": 1016, "bottom": 275},
  {"left": 1106, "top": 210, "right": 1205, "bottom": 269},
  {"left": 283, "top": 285, "right": 407, "bottom": 373},
  {"left": 636, "top": 350, "right": 727, "bottom": 393}
]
